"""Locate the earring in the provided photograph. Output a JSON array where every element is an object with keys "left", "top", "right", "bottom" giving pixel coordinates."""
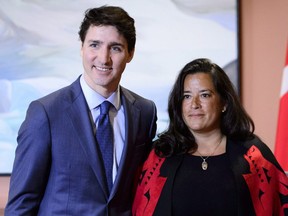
[{"left": 222, "top": 107, "right": 226, "bottom": 112}]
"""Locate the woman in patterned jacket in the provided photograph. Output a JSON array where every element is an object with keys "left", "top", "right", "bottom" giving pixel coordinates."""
[{"left": 132, "top": 58, "right": 288, "bottom": 216}]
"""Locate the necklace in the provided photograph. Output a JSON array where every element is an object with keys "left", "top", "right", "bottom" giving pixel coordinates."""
[{"left": 197, "top": 135, "right": 223, "bottom": 171}]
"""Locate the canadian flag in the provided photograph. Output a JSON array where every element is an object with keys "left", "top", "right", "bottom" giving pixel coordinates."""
[{"left": 274, "top": 42, "right": 288, "bottom": 171}]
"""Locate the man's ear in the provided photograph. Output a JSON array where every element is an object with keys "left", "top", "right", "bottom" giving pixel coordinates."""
[{"left": 127, "top": 49, "right": 135, "bottom": 63}]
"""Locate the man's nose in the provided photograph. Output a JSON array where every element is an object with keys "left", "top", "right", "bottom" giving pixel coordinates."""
[{"left": 98, "top": 48, "right": 111, "bottom": 64}]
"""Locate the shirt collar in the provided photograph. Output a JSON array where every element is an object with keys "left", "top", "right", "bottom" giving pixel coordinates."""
[{"left": 80, "top": 75, "right": 121, "bottom": 110}]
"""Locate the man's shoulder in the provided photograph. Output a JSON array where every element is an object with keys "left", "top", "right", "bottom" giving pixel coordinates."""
[
  {"left": 120, "top": 86, "right": 155, "bottom": 106},
  {"left": 35, "top": 77, "right": 81, "bottom": 106}
]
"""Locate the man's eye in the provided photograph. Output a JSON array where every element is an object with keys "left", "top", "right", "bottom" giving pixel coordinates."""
[
  {"left": 111, "top": 46, "right": 122, "bottom": 52},
  {"left": 90, "top": 43, "right": 99, "bottom": 48}
]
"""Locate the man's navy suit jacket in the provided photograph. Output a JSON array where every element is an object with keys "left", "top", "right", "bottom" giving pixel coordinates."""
[{"left": 5, "top": 77, "right": 157, "bottom": 216}]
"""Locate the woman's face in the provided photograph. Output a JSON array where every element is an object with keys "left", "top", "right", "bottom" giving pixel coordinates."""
[{"left": 182, "top": 73, "right": 224, "bottom": 135}]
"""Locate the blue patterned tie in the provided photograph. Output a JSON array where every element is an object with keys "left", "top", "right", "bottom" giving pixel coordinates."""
[{"left": 96, "top": 101, "right": 113, "bottom": 193}]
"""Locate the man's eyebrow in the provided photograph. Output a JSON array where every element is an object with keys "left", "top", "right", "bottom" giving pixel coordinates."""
[
  {"left": 87, "top": 40, "right": 101, "bottom": 43},
  {"left": 109, "top": 42, "right": 125, "bottom": 47},
  {"left": 87, "top": 40, "right": 124, "bottom": 47}
]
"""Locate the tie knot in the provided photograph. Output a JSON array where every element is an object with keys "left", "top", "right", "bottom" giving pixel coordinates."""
[{"left": 100, "top": 101, "right": 111, "bottom": 115}]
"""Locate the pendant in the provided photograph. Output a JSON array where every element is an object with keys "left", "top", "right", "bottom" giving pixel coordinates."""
[{"left": 201, "top": 160, "right": 208, "bottom": 170}]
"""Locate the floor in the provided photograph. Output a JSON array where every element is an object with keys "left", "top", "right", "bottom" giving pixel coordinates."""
[
  {"left": 0, "top": 176, "right": 9, "bottom": 216},
  {"left": 1, "top": 172, "right": 288, "bottom": 216}
]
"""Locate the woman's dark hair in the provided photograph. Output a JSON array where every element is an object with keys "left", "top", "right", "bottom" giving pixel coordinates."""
[
  {"left": 78, "top": 6, "right": 136, "bottom": 53},
  {"left": 154, "top": 58, "right": 255, "bottom": 157}
]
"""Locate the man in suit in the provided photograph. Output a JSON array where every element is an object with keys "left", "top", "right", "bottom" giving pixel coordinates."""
[{"left": 5, "top": 6, "right": 157, "bottom": 216}]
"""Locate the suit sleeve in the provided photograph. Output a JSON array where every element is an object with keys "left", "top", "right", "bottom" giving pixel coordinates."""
[
  {"left": 5, "top": 100, "right": 51, "bottom": 215},
  {"left": 149, "top": 102, "right": 157, "bottom": 142}
]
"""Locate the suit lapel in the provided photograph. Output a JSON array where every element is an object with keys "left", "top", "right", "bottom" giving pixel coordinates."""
[
  {"left": 226, "top": 139, "right": 255, "bottom": 216},
  {"left": 66, "top": 79, "right": 109, "bottom": 197},
  {"left": 151, "top": 155, "right": 183, "bottom": 216},
  {"left": 109, "top": 87, "right": 140, "bottom": 198}
]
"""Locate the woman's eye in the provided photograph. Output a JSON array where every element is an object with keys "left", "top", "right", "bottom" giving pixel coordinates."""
[
  {"left": 201, "top": 93, "right": 210, "bottom": 98},
  {"left": 183, "top": 95, "right": 191, "bottom": 99}
]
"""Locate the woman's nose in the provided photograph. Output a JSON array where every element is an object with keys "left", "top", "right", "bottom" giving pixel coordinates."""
[{"left": 191, "top": 97, "right": 201, "bottom": 109}]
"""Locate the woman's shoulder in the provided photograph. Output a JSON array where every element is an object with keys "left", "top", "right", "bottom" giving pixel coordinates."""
[
  {"left": 231, "top": 134, "right": 285, "bottom": 172},
  {"left": 144, "top": 149, "right": 165, "bottom": 169},
  {"left": 242, "top": 135, "right": 272, "bottom": 153},
  {"left": 229, "top": 134, "right": 268, "bottom": 151}
]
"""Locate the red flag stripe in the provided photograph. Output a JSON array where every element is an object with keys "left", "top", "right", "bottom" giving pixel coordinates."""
[
  {"left": 286, "top": 43, "right": 288, "bottom": 66},
  {"left": 275, "top": 41, "right": 288, "bottom": 171},
  {"left": 280, "top": 66, "right": 288, "bottom": 97},
  {"left": 275, "top": 92, "right": 288, "bottom": 170}
]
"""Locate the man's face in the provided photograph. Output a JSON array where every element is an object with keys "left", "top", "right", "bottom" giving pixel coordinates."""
[{"left": 81, "top": 25, "right": 134, "bottom": 97}]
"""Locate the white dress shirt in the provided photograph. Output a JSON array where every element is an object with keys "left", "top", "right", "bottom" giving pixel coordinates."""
[{"left": 80, "top": 75, "right": 125, "bottom": 183}]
